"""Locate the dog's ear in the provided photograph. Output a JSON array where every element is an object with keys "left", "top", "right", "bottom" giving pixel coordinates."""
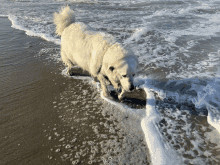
[{"left": 109, "top": 66, "right": 115, "bottom": 72}]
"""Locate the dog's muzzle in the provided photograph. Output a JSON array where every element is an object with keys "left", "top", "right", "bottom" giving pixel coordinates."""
[{"left": 129, "top": 84, "right": 135, "bottom": 91}]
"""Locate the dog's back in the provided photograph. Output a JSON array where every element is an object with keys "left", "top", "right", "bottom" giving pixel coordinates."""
[{"left": 53, "top": 7, "right": 111, "bottom": 75}]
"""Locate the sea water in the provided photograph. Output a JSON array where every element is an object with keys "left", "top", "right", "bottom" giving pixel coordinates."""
[{"left": 1, "top": 0, "right": 220, "bottom": 164}]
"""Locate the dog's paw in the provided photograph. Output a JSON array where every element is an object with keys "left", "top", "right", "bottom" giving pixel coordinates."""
[
  {"left": 118, "top": 89, "right": 126, "bottom": 100},
  {"left": 118, "top": 93, "right": 124, "bottom": 100}
]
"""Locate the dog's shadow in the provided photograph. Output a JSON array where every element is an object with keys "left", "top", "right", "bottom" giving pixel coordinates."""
[{"left": 70, "top": 67, "right": 147, "bottom": 109}]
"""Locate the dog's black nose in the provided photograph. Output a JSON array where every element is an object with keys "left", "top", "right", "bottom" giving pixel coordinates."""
[{"left": 129, "top": 84, "right": 135, "bottom": 91}]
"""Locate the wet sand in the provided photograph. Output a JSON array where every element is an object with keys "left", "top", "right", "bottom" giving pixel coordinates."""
[
  {"left": 0, "top": 17, "right": 150, "bottom": 165},
  {"left": 0, "top": 17, "right": 69, "bottom": 164}
]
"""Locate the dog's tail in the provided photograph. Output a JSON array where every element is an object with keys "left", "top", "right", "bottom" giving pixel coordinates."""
[{"left": 53, "top": 6, "right": 75, "bottom": 36}]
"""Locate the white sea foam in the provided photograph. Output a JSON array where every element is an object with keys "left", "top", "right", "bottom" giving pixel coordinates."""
[
  {"left": 207, "top": 108, "right": 220, "bottom": 134},
  {"left": 139, "top": 1, "right": 220, "bottom": 43},
  {"left": 169, "top": 8, "right": 220, "bottom": 38},
  {"left": 0, "top": 14, "right": 8, "bottom": 18},
  {"left": 144, "top": 77, "right": 220, "bottom": 164},
  {"left": 8, "top": 15, "right": 61, "bottom": 45},
  {"left": 141, "top": 84, "right": 183, "bottom": 165},
  {"left": 191, "top": 76, "right": 220, "bottom": 134},
  {"left": 123, "top": 24, "right": 152, "bottom": 46}
]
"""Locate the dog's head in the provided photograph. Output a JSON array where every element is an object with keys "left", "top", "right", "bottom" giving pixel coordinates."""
[{"left": 108, "top": 56, "right": 138, "bottom": 92}]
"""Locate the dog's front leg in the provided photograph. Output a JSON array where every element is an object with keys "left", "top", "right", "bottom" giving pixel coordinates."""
[
  {"left": 118, "top": 88, "right": 126, "bottom": 100},
  {"left": 112, "top": 80, "right": 121, "bottom": 91},
  {"left": 97, "top": 74, "right": 110, "bottom": 97},
  {"left": 107, "top": 76, "right": 120, "bottom": 92}
]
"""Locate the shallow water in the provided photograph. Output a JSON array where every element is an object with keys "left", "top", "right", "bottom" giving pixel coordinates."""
[{"left": 1, "top": 0, "right": 220, "bottom": 164}]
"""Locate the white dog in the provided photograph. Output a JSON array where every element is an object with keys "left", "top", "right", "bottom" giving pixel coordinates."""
[{"left": 54, "top": 6, "right": 138, "bottom": 100}]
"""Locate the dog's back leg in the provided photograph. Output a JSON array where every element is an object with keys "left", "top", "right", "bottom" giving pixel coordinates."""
[
  {"left": 90, "top": 65, "right": 101, "bottom": 83},
  {"left": 61, "top": 49, "right": 75, "bottom": 76}
]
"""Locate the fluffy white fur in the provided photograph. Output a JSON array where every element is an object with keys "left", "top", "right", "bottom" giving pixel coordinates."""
[{"left": 54, "top": 6, "right": 138, "bottom": 99}]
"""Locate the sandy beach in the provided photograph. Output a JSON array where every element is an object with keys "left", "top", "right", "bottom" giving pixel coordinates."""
[
  {"left": 0, "top": 17, "right": 150, "bottom": 165},
  {"left": 1, "top": 0, "right": 220, "bottom": 163},
  {"left": 0, "top": 16, "right": 68, "bottom": 164}
]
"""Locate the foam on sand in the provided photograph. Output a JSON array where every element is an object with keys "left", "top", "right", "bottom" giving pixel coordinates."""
[
  {"left": 141, "top": 86, "right": 183, "bottom": 165},
  {"left": 207, "top": 110, "right": 220, "bottom": 134}
]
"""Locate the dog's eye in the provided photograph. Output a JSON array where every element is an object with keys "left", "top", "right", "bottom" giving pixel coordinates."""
[
  {"left": 133, "top": 74, "right": 135, "bottom": 76},
  {"left": 122, "top": 75, "right": 127, "bottom": 78}
]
